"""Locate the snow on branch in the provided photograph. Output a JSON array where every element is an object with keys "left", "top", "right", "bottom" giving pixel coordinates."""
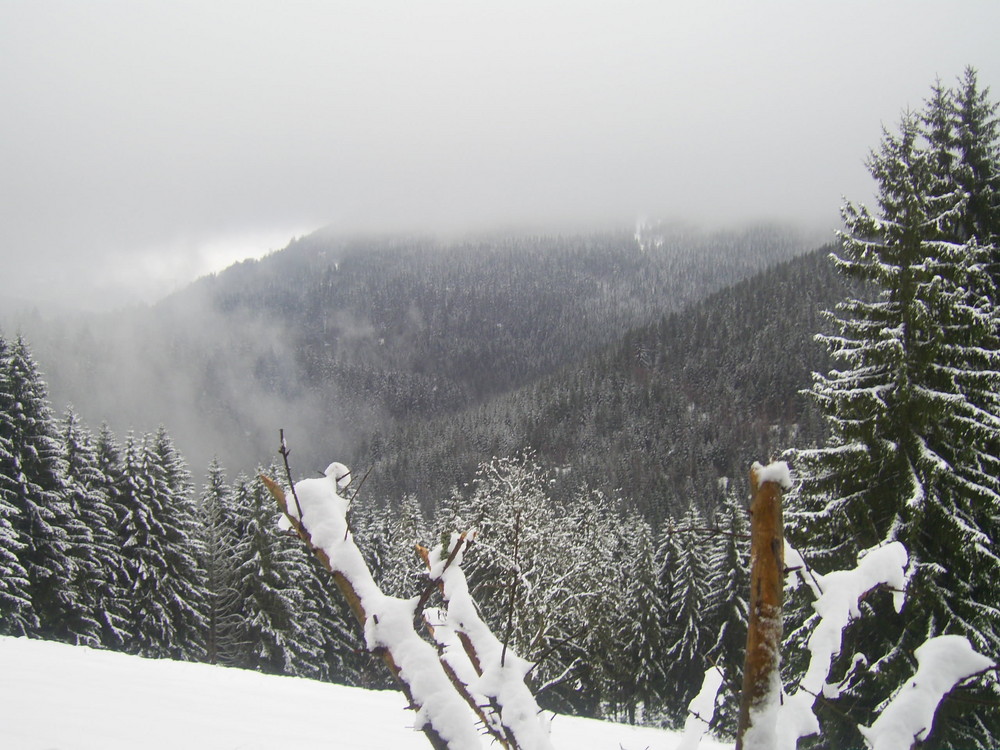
[
  {"left": 261, "top": 464, "right": 484, "bottom": 750},
  {"left": 860, "top": 635, "right": 995, "bottom": 750},
  {"left": 776, "top": 542, "right": 909, "bottom": 750},
  {"left": 674, "top": 666, "right": 725, "bottom": 750},
  {"left": 423, "top": 533, "right": 555, "bottom": 750}
]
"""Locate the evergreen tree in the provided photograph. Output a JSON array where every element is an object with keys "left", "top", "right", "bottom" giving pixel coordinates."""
[
  {"left": 951, "top": 67, "right": 1000, "bottom": 250},
  {"left": 288, "top": 537, "right": 362, "bottom": 684},
  {"left": 93, "top": 422, "right": 131, "bottom": 645},
  {"left": 145, "top": 429, "right": 208, "bottom": 659},
  {"left": 0, "top": 335, "right": 31, "bottom": 634},
  {"left": 788, "top": 83, "right": 1000, "bottom": 748},
  {"left": 59, "top": 408, "right": 127, "bottom": 647},
  {"left": 706, "top": 492, "right": 750, "bottom": 737},
  {"left": 0, "top": 336, "right": 91, "bottom": 642},
  {"left": 198, "top": 458, "right": 239, "bottom": 666},
  {"left": 116, "top": 430, "right": 207, "bottom": 660},
  {"left": 659, "top": 505, "right": 717, "bottom": 725},
  {"left": 378, "top": 493, "right": 429, "bottom": 598},
  {"left": 613, "top": 514, "right": 667, "bottom": 724},
  {"left": 226, "top": 472, "right": 324, "bottom": 676}
]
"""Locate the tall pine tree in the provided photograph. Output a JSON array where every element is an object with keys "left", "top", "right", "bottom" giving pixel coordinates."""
[
  {"left": 59, "top": 408, "right": 127, "bottom": 647},
  {"left": 0, "top": 336, "right": 92, "bottom": 642},
  {"left": 198, "top": 458, "right": 239, "bottom": 666},
  {"left": 788, "top": 75, "right": 1000, "bottom": 748},
  {"left": 0, "top": 335, "right": 31, "bottom": 634},
  {"left": 706, "top": 492, "right": 749, "bottom": 738},
  {"left": 226, "top": 472, "right": 325, "bottom": 676},
  {"left": 115, "top": 430, "right": 207, "bottom": 660},
  {"left": 658, "top": 505, "right": 717, "bottom": 726}
]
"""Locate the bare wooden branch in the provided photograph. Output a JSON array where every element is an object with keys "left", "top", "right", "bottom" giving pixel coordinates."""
[{"left": 277, "top": 429, "right": 304, "bottom": 521}]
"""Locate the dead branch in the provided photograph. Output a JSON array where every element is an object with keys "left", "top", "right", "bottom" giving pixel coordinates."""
[{"left": 259, "top": 471, "right": 453, "bottom": 750}]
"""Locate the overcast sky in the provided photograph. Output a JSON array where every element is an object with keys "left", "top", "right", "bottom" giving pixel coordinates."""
[{"left": 3, "top": 1, "right": 1000, "bottom": 311}]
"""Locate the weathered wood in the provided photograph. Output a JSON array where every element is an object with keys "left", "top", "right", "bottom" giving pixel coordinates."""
[{"left": 735, "top": 464, "right": 786, "bottom": 750}]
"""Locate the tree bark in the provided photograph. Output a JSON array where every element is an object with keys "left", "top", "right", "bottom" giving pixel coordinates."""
[{"left": 735, "top": 464, "right": 785, "bottom": 750}]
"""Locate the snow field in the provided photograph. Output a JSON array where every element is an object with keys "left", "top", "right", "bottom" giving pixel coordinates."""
[{"left": 0, "top": 635, "right": 730, "bottom": 750}]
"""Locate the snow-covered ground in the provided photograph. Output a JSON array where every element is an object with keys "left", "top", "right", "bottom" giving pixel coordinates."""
[{"left": 0, "top": 635, "right": 730, "bottom": 750}]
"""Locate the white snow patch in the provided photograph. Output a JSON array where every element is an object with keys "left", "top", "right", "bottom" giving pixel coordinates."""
[
  {"left": 0, "top": 636, "right": 731, "bottom": 750},
  {"left": 860, "top": 635, "right": 994, "bottom": 750},
  {"left": 676, "top": 666, "right": 725, "bottom": 750},
  {"left": 776, "top": 542, "right": 910, "bottom": 750},
  {"left": 752, "top": 460, "right": 793, "bottom": 490}
]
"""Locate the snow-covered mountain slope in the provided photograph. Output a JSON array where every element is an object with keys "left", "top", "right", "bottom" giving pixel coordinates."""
[{"left": 0, "top": 636, "right": 728, "bottom": 750}]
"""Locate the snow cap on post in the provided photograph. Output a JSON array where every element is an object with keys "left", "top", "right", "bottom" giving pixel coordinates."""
[{"left": 751, "top": 460, "right": 793, "bottom": 491}]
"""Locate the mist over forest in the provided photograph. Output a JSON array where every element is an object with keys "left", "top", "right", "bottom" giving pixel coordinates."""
[{"left": 4, "top": 221, "right": 822, "bottom": 498}]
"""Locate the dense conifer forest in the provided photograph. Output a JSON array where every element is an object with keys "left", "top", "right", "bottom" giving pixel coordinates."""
[{"left": 12, "top": 223, "right": 814, "bottom": 483}]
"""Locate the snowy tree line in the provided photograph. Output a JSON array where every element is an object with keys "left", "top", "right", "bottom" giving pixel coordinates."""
[
  {"left": 0, "top": 333, "right": 358, "bottom": 677},
  {"left": 0, "top": 332, "right": 754, "bottom": 730}
]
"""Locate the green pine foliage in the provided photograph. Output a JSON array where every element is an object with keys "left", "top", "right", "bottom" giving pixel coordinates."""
[
  {"left": 0, "top": 335, "right": 32, "bottom": 634},
  {"left": 787, "top": 70, "right": 1000, "bottom": 749},
  {"left": 0, "top": 336, "right": 91, "bottom": 642},
  {"left": 59, "top": 408, "right": 128, "bottom": 647},
  {"left": 115, "top": 430, "right": 208, "bottom": 660},
  {"left": 706, "top": 492, "right": 750, "bottom": 738},
  {"left": 612, "top": 514, "right": 668, "bottom": 724},
  {"left": 226, "top": 472, "right": 327, "bottom": 676},
  {"left": 658, "top": 505, "right": 718, "bottom": 725},
  {"left": 198, "top": 458, "right": 240, "bottom": 666}
]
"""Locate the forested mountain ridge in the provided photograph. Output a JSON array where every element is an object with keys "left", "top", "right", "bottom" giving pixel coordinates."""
[
  {"left": 360, "top": 245, "right": 857, "bottom": 523},
  {"left": 12, "top": 223, "right": 816, "bottom": 481}
]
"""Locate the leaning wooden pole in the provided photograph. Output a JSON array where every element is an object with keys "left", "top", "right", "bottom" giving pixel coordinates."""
[{"left": 736, "top": 461, "right": 788, "bottom": 750}]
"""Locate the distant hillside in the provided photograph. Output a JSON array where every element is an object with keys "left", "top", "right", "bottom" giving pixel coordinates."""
[
  {"left": 10, "top": 224, "right": 815, "bottom": 481},
  {"left": 360, "top": 246, "right": 859, "bottom": 524}
]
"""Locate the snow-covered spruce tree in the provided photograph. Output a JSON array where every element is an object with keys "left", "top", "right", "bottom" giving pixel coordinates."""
[
  {"left": 289, "top": 535, "right": 363, "bottom": 684},
  {"left": 59, "top": 408, "right": 128, "bottom": 647},
  {"left": 950, "top": 67, "right": 1000, "bottom": 253},
  {"left": 787, "top": 98, "right": 1000, "bottom": 747},
  {"left": 610, "top": 512, "right": 668, "bottom": 725},
  {"left": 93, "top": 422, "right": 132, "bottom": 646},
  {"left": 0, "top": 336, "right": 95, "bottom": 643},
  {"left": 0, "top": 335, "right": 31, "bottom": 635},
  {"left": 355, "top": 493, "right": 429, "bottom": 599},
  {"left": 198, "top": 458, "right": 239, "bottom": 665},
  {"left": 225, "top": 472, "right": 324, "bottom": 676},
  {"left": 115, "top": 430, "right": 207, "bottom": 660},
  {"left": 706, "top": 492, "right": 750, "bottom": 738},
  {"left": 658, "top": 505, "right": 718, "bottom": 726}
]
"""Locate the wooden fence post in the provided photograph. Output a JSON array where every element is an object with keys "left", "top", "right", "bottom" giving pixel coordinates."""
[{"left": 735, "top": 462, "right": 786, "bottom": 750}]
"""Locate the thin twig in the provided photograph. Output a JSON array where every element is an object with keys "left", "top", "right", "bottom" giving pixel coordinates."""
[
  {"left": 525, "top": 625, "right": 588, "bottom": 679},
  {"left": 349, "top": 463, "right": 375, "bottom": 503},
  {"left": 278, "top": 429, "right": 304, "bottom": 521}
]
